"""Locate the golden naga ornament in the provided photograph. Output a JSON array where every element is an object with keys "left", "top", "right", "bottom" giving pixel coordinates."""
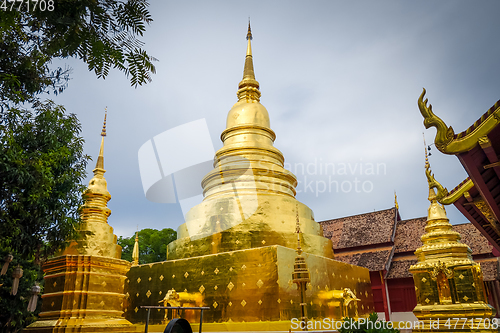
[
  {"left": 418, "top": 88, "right": 455, "bottom": 151},
  {"left": 419, "top": 88, "right": 500, "bottom": 154}
]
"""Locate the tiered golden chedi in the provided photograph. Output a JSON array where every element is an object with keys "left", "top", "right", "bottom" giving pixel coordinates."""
[
  {"left": 27, "top": 116, "right": 135, "bottom": 333},
  {"left": 166, "top": 24, "right": 331, "bottom": 260},
  {"left": 124, "top": 25, "right": 374, "bottom": 331},
  {"left": 410, "top": 153, "right": 496, "bottom": 333}
]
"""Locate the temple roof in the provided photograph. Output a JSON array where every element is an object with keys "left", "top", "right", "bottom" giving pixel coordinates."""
[
  {"left": 335, "top": 249, "right": 393, "bottom": 272},
  {"left": 321, "top": 207, "right": 397, "bottom": 250},
  {"left": 385, "top": 259, "right": 416, "bottom": 279},
  {"left": 454, "top": 223, "right": 495, "bottom": 255},
  {"left": 393, "top": 217, "right": 427, "bottom": 254},
  {"left": 479, "top": 259, "right": 500, "bottom": 281},
  {"left": 450, "top": 99, "right": 500, "bottom": 150}
]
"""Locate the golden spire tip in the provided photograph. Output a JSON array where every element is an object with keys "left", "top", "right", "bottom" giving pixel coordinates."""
[
  {"left": 246, "top": 19, "right": 252, "bottom": 40},
  {"left": 237, "top": 21, "right": 260, "bottom": 101},
  {"left": 394, "top": 191, "right": 399, "bottom": 210},
  {"left": 94, "top": 109, "right": 107, "bottom": 170},
  {"left": 101, "top": 107, "right": 107, "bottom": 137},
  {"left": 132, "top": 229, "right": 139, "bottom": 266},
  {"left": 423, "top": 133, "right": 441, "bottom": 202},
  {"left": 423, "top": 133, "right": 430, "bottom": 170}
]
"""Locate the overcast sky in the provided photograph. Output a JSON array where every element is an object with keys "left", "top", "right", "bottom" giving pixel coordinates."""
[{"left": 50, "top": 0, "right": 500, "bottom": 238}]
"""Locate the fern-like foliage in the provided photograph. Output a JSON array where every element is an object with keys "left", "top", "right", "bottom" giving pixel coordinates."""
[{"left": 0, "top": 0, "right": 157, "bottom": 110}]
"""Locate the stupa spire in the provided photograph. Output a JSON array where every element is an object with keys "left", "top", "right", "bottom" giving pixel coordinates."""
[
  {"left": 295, "top": 204, "right": 302, "bottom": 256},
  {"left": 33, "top": 108, "right": 134, "bottom": 333},
  {"left": 132, "top": 230, "right": 139, "bottom": 266},
  {"left": 95, "top": 109, "right": 107, "bottom": 170},
  {"left": 292, "top": 204, "right": 310, "bottom": 328},
  {"left": 60, "top": 109, "right": 118, "bottom": 258},
  {"left": 420, "top": 139, "right": 464, "bottom": 252},
  {"left": 423, "top": 134, "right": 449, "bottom": 217},
  {"left": 237, "top": 20, "right": 261, "bottom": 101}
]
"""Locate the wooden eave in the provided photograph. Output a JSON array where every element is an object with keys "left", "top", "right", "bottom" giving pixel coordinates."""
[
  {"left": 447, "top": 125, "right": 500, "bottom": 252},
  {"left": 439, "top": 99, "right": 500, "bottom": 154}
]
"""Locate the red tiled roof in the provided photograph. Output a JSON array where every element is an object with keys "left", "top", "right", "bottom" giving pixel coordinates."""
[
  {"left": 334, "top": 249, "right": 393, "bottom": 272},
  {"left": 393, "top": 217, "right": 427, "bottom": 254},
  {"left": 478, "top": 259, "right": 499, "bottom": 281},
  {"left": 386, "top": 259, "right": 417, "bottom": 279},
  {"left": 320, "top": 208, "right": 397, "bottom": 249},
  {"left": 453, "top": 223, "right": 494, "bottom": 255}
]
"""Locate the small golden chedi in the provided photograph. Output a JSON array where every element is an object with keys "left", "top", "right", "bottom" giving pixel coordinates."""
[{"left": 409, "top": 147, "right": 497, "bottom": 333}]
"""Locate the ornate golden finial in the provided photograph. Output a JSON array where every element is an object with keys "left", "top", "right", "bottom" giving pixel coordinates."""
[
  {"left": 424, "top": 133, "right": 430, "bottom": 170},
  {"left": 95, "top": 110, "right": 107, "bottom": 170},
  {"left": 394, "top": 191, "right": 399, "bottom": 210},
  {"left": 295, "top": 204, "right": 302, "bottom": 256},
  {"left": 423, "top": 134, "right": 448, "bottom": 204},
  {"left": 101, "top": 108, "right": 107, "bottom": 137},
  {"left": 292, "top": 203, "right": 310, "bottom": 329},
  {"left": 132, "top": 230, "right": 139, "bottom": 266},
  {"left": 246, "top": 19, "right": 252, "bottom": 40},
  {"left": 237, "top": 22, "right": 261, "bottom": 101},
  {"left": 423, "top": 134, "right": 449, "bottom": 221}
]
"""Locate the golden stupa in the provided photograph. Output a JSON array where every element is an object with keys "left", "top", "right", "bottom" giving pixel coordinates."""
[
  {"left": 26, "top": 114, "right": 135, "bottom": 332},
  {"left": 123, "top": 24, "right": 374, "bottom": 332},
  {"left": 166, "top": 22, "right": 332, "bottom": 261},
  {"left": 409, "top": 146, "right": 496, "bottom": 333}
]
